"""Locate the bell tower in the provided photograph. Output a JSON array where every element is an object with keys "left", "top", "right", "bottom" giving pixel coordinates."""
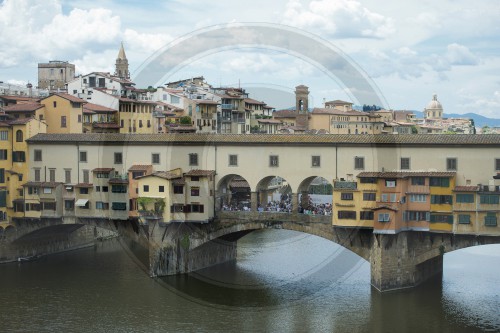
[
  {"left": 295, "top": 85, "right": 310, "bottom": 130},
  {"left": 115, "top": 42, "right": 130, "bottom": 79}
]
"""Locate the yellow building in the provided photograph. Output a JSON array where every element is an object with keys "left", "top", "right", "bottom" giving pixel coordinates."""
[
  {"left": 309, "top": 108, "right": 384, "bottom": 134},
  {"left": 118, "top": 98, "right": 156, "bottom": 134},
  {"left": 429, "top": 174, "right": 456, "bottom": 232},
  {"left": 40, "top": 93, "right": 85, "bottom": 134},
  {"left": 453, "top": 186, "right": 478, "bottom": 234}
]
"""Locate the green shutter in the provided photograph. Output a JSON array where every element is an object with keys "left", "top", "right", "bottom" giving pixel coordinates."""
[{"left": 0, "top": 191, "right": 6, "bottom": 207}]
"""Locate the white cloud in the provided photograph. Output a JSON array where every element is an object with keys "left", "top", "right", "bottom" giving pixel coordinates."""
[
  {"left": 445, "top": 43, "right": 478, "bottom": 66},
  {"left": 282, "top": 0, "right": 394, "bottom": 38},
  {"left": 123, "top": 29, "right": 173, "bottom": 55}
]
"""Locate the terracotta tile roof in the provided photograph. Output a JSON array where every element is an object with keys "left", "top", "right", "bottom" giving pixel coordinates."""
[
  {"left": 185, "top": 169, "right": 215, "bottom": 177},
  {"left": 52, "top": 93, "right": 86, "bottom": 103},
  {"left": 83, "top": 103, "right": 117, "bottom": 113},
  {"left": 0, "top": 121, "right": 10, "bottom": 127},
  {"left": 128, "top": 164, "right": 152, "bottom": 171},
  {"left": 26, "top": 133, "right": 500, "bottom": 147},
  {"left": 325, "top": 99, "right": 353, "bottom": 105},
  {"left": 273, "top": 110, "right": 297, "bottom": 118},
  {"left": 137, "top": 171, "right": 181, "bottom": 180},
  {"left": 92, "top": 168, "right": 114, "bottom": 172},
  {"left": 230, "top": 180, "right": 250, "bottom": 188},
  {"left": 171, "top": 178, "right": 185, "bottom": 185},
  {"left": 453, "top": 186, "right": 480, "bottom": 192},
  {"left": 244, "top": 98, "right": 266, "bottom": 105},
  {"left": 3, "top": 103, "right": 43, "bottom": 112},
  {"left": 357, "top": 171, "right": 456, "bottom": 178},
  {"left": 0, "top": 95, "right": 39, "bottom": 102},
  {"left": 8, "top": 118, "right": 33, "bottom": 125},
  {"left": 23, "top": 181, "right": 62, "bottom": 188}
]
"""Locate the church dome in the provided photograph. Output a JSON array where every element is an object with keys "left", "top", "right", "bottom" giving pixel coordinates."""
[{"left": 426, "top": 94, "right": 442, "bottom": 110}]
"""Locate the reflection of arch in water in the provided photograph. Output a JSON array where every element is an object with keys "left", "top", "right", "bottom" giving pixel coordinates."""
[
  {"left": 297, "top": 176, "right": 333, "bottom": 215},
  {"left": 256, "top": 176, "right": 293, "bottom": 212},
  {"left": 216, "top": 174, "right": 251, "bottom": 211}
]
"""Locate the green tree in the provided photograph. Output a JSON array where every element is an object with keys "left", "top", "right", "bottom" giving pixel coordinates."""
[{"left": 180, "top": 116, "right": 192, "bottom": 125}]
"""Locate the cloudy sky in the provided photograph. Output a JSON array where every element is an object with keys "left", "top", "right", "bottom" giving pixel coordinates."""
[{"left": 1, "top": 0, "right": 499, "bottom": 117}]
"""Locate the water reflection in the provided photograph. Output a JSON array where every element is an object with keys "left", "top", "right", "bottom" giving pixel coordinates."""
[{"left": 0, "top": 231, "right": 498, "bottom": 332}]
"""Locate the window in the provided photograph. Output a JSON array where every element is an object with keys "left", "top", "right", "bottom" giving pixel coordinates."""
[
  {"left": 341, "top": 192, "right": 353, "bottom": 200},
  {"left": 114, "top": 152, "right": 123, "bottom": 164},
  {"left": 189, "top": 153, "right": 198, "bottom": 166},
  {"left": 111, "top": 185, "right": 127, "bottom": 193},
  {"left": 446, "top": 158, "right": 457, "bottom": 171},
  {"left": 12, "top": 151, "right": 25, "bottom": 162},
  {"left": 96, "top": 172, "right": 109, "bottom": 179},
  {"left": 147, "top": 120, "right": 151, "bottom": 128},
  {"left": 102, "top": 186, "right": 108, "bottom": 193},
  {"left": 190, "top": 204, "right": 204, "bottom": 213},
  {"left": 120, "top": 120, "right": 124, "bottom": 128},
  {"left": 485, "top": 213, "right": 497, "bottom": 226},
  {"left": 0, "top": 169, "right": 4, "bottom": 183},
  {"left": 43, "top": 202, "right": 56, "bottom": 211},
  {"left": 229, "top": 154, "right": 238, "bottom": 166},
  {"left": 385, "top": 180, "right": 396, "bottom": 188},
  {"left": 360, "top": 211, "right": 374, "bottom": 220},
  {"left": 64, "top": 200, "right": 74, "bottom": 210},
  {"left": 405, "top": 211, "right": 428, "bottom": 221},
  {"left": 79, "top": 187, "right": 89, "bottom": 194},
  {"left": 53, "top": 101, "right": 57, "bottom": 108},
  {"left": 400, "top": 157, "right": 410, "bottom": 170},
  {"left": 496, "top": 158, "right": 500, "bottom": 171},
  {"left": 430, "top": 195, "right": 453, "bottom": 204},
  {"left": 458, "top": 214, "right": 471, "bottom": 224},
  {"left": 363, "top": 192, "right": 376, "bottom": 201},
  {"left": 191, "top": 187, "right": 200, "bottom": 196},
  {"left": 34, "top": 149, "right": 42, "bottom": 161},
  {"left": 49, "top": 168, "right": 55, "bottom": 182},
  {"left": 411, "top": 177, "right": 425, "bottom": 186},
  {"left": 456, "top": 194, "right": 474, "bottom": 203},
  {"left": 378, "top": 213, "right": 390, "bottom": 222},
  {"left": 79, "top": 151, "right": 87, "bottom": 162},
  {"left": 95, "top": 186, "right": 101, "bottom": 192},
  {"left": 78, "top": 114, "right": 82, "bottom": 123},
  {"left": 312, "top": 156, "right": 320, "bottom": 167},
  {"left": 173, "top": 185, "right": 183, "bottom": 194},
  {"left": 159, "top": 186, "right": 164, "bottom": 193},
  {"left": 429, "top": 177, "right": 450, "bottom": 187},
  {"left": 338, "top": 211, "right": 356, "bottom": 219},
  {"left": 480, "top": 195, "right": 499, "bottom": 205},
  {"left": 16, "top": 130, "right": 23, "bottom": 142},
  {"left": 430, "top": 214, "right": 453, "bottom": 223},
  {"left": 0, "top": 131, "right": 8, "bottom": 140},
  {"left": 152, "top": 153, "right": 160, "bottom": 164},
  {"left": 112, "top": 202, "right": 127, "bottom": 210},
  {"left": 0, "top": 149, "right": 7, "bottom": 160},
  {"left": 190, "top": 176, "right": 200, "bottom": 182},
  {"left": 61, "top": 116, "right": 66, "bottom": 128},
  {"left": 360, "top": 177, "right": 377, "bottom": 184},
  {"left": 270, "top": 155, "right": 279, "bottom": 167},
  {"left": 143, "top": 185, "right": 149, "bottom": 192},
  {"left": 96, "top": 202, "right": 109, "bottom": 210},
  {"left": 354, "top": 156, "right": 364, "bottom": 170},
  {"left": 34, "top": 168, "right": 41, "bottom": 182},
  {"left": 409, "top": 194, "right": 427, "bottom": 203},
  {"left": 83, "top": 170, "right": 89, "bottom": 183},
  {"left": 171, "top": 204, "right": 184, "bottom": 213},
  {"left": 132, "top": 171, "right": 144, "bottom": 179}
]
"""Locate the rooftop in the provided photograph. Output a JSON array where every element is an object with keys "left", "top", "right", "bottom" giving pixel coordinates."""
[{"left": 26, "top": 133, "right": 500, "bottom": 147}]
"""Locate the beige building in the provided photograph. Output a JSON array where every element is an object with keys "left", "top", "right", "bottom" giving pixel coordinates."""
[
  {"left": 38, "top": 61, "right": 75, "bottom": 91},
  {"left": 40, "top": 93, "right": 85, "bottom": 134}
]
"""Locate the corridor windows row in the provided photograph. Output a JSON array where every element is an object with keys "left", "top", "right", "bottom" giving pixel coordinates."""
[
  {"left": 337, "top": 210, "right": 374, "bottom": 220},
  {"left": 228, "top": 154, "right": 321, "bottom": 168}
]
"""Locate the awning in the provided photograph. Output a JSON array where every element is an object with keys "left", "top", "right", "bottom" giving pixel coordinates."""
[{"left": 75, "top": 199, "right": 89, "bottom": 207}]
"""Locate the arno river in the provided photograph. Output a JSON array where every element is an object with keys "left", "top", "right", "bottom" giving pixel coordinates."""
[{"left": 1, "top": 229, "right": 499, "bottom": 333}]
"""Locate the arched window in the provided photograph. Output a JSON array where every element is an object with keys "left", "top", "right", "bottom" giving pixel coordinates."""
[{"left": 16, "top": 130, "right": 23, "bottom": 142}]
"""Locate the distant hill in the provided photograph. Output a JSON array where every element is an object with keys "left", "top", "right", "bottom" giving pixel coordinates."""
[{"left": 351, "top": 106, "right": 500, "bottom": 127}]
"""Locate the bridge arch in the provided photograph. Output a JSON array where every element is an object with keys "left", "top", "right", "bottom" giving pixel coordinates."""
[
  {"left": 4, "top": 225, "right": 16, "bottom": 241},
  {"left": 256, "top": 176, "right": 293, "bottom": 212},
  {"left": 216, "top": 174, "right": 252, "bottom": 211},
  {"left": 297, "top": 176, "right": 333, "bottom": 216},
  {"left": 0, "top": 226, "right": 4, "bottom": 239}
]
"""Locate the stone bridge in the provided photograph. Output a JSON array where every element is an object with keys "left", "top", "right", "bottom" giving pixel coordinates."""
[{"left": 2, "top": 211, "right": 500, "bottom": 291}]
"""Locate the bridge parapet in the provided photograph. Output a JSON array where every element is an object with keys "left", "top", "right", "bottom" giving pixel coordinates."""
[{"left": 217, "top": 211, "right": 331, "bottom": 224}]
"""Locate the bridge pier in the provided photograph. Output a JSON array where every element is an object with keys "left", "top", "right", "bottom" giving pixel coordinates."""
[{"left": 370, "top": 232, "right": 444, "bottom": 292}]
